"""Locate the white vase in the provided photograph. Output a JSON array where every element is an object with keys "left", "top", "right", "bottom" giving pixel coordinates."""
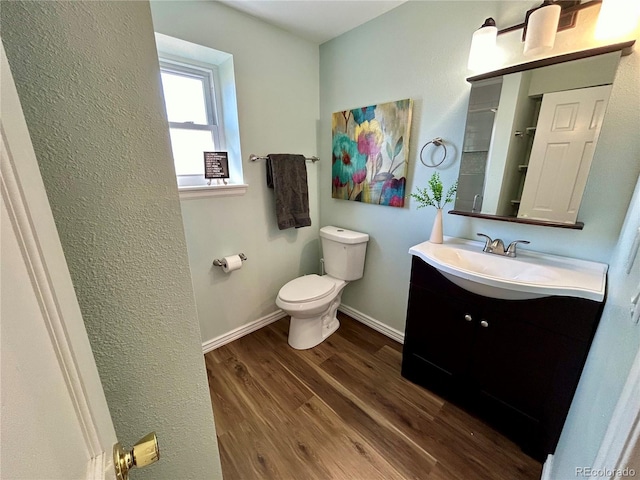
[{"left": 429, "top": 208, "right": 444, "bottom": 244}]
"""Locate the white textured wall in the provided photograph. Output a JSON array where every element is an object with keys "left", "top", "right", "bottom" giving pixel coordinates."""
[
  {"left": 553, "top": 174, "right": 640, "bottom": 477},
  {"left": 1, "top": 2, "right": 222, "bottom": 479},
  {"left": 319, "top": 0, "right": 640, "bottom": 332},
  {"left": 150, "top": 1, "right": 320, "bottom": 343}
]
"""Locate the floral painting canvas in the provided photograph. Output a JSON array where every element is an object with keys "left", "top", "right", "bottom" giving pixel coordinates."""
[{"left": 332, "top": 99, "right": 413, "bottom": 207}]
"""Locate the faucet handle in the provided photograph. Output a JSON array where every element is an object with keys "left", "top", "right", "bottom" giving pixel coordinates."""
[
  {"left": 506, "top": 240, "right": 530, "bottom": 257},
  {"left": 477, "top": 233, "right": 493, "bottom": 252}
]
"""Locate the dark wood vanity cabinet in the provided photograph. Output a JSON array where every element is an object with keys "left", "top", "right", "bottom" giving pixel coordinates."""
[{"left": 402, "top": 256, "right": 605, "bottom": 461}]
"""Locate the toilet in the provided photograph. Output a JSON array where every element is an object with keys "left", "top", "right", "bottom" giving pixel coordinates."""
[{"left": 276, "top": 226, "right": 369, "bottom": 350}]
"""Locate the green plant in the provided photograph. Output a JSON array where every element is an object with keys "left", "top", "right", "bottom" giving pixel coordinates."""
[{"left": 410, "top": 172, "right": 457, "bottom": 209}]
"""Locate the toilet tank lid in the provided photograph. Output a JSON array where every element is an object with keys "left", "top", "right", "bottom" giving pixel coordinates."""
[{"left": 320, "top": 226, "right": 369, "bottom": 244}]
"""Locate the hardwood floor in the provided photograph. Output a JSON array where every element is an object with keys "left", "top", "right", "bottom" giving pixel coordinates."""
[{"left": 205, "top": 313, "right": 542, "bottom": 479}]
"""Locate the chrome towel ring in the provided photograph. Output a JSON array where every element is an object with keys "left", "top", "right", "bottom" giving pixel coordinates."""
[{"left": 419, "top": 137, "right": 447, "bottom": 168}]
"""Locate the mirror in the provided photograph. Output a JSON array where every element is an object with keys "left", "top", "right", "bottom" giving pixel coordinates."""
[{"left": 452, "top": 50, "right": 623, "bottom": 228}]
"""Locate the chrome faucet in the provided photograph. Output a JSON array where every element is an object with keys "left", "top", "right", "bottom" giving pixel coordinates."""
[
  {"left": 477, "top": 233, "right": 530, "bottom": 257},
  {"left": 477, "top": 233, "right": 506, "bottom": 255}
]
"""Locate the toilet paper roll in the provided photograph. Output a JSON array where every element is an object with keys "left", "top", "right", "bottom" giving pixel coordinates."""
[{"left": 222, "top": 254, "right": 243, "bottom": 273}]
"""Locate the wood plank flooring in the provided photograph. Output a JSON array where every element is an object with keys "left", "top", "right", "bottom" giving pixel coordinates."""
[{"left": 205, "top": 312, "right": 542, "bottom": 479}]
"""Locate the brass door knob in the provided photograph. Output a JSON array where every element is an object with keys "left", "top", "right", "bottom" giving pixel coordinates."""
[{"left": 114, "top": 432, "right": 160, "bottom": 480}]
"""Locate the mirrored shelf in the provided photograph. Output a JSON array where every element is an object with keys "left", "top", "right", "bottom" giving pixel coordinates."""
[
  {"left": 448, "top": 210, "right": 585, "bottom": 230},
  {"left": 466, "top": 40, "right": 635, "bottom": 82}
]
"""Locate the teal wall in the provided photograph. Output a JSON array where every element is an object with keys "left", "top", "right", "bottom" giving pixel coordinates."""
[
  {"left": 1, "top": 2, "right": 222, "bottom": 478},
  {"left": 319, "top": 0, "right": 640, "bottom": 334},
  {"left": 319, "top": 1, "right": 640, "bottom": 476},
  {"left": 553, "top": 175, "right": 640, "bottom": 477},
  {"left": 320, "top": 1, "right": 482, "bottom": 334},
  {"left": 150, "top": 1, "right": 321, "bottom": 343}
]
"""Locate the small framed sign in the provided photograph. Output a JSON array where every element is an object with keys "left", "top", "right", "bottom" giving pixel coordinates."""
[{"left": 204, "top": 152, "right": 229, "bottom": 179}]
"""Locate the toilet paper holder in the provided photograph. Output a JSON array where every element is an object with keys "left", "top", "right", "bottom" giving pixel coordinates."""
[{"left": 213, "top": 253, "right": 247, "bottom": 268}]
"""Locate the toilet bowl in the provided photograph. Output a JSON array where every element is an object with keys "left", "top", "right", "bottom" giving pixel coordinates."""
[
  {"left": 276, "top": 274, "right": 346, "bottom": 350},
  {"left": 276, "top": 226, "right": 369, "bottom": 350}
]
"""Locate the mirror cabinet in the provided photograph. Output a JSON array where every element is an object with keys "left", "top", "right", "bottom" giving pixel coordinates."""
[{"left": 450, "top": 41, "right": 635, "bottom": 229}]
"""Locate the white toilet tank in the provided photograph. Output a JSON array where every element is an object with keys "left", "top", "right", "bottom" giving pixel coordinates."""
[{"left": 320, "top": 226, "right": 369, "bottom": 281}]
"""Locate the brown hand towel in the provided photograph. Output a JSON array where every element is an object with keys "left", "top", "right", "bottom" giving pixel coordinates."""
[{"left": 266, "top": 154, "right": 312, "bottom": 230}]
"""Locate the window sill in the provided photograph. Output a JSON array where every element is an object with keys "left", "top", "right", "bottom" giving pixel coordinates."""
[{"left": 178, "top": 183, "right": 248, "bottom": 199}]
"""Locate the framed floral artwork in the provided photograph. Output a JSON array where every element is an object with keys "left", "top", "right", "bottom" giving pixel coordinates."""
[{"left": 332, "top": 99, "right": 413, "bottom": 207}]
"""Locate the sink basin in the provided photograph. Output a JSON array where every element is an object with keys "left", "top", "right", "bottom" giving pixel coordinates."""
[{"left": 409, "top": 237, "right": 607, "bottom": 301}]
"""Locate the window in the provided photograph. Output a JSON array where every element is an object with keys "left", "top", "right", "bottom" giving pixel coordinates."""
[
  {"left": 155, "top": 33, "right": 245, "bottom": 197},
  {"left": 160, "top": 60, "right": 223, "bottom": 186}
]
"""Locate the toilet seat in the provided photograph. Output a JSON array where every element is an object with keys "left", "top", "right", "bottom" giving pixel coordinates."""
[{"left": 278, "top": 274, "right": 336, "bottom": 303}]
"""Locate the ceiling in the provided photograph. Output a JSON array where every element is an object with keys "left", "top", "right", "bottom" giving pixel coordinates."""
[{"left": 217, "top": 0, "right": 408, "bottom": 44}]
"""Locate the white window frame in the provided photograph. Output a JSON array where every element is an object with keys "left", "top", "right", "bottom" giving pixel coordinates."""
[
  {"left": 160, "top": 58, "right": 226, "bottom": 188},
  {"left": 161, "top": 59, "right": 223, "bottom": 148},
  {"left": 155, "top": 33, "right": 246, "bottom": 198}
]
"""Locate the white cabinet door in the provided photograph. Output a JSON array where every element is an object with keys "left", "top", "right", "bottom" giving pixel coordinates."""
[
  {"left": 1, "top": 41, "right": 118, "bottom": 480},
  {"left": 518, "top": 84, "right": 612, "bottom": 224}
]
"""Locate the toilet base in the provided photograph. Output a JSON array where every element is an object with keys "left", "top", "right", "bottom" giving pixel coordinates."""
[
  {"left": 288, "top": 315, "right": 339, "bottom": 350},
  {"left": 287, "top": 297, "right": 341, "bottom": 350}
]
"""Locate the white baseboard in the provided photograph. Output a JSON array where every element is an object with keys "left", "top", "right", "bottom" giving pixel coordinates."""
[
  {"left": 540, "top": 454, "right": 554, "bottom": 480},
  {"left": 202, "top": 305, "right": 403, "bottom": 353},
  {"left": 202, "top": 309, "right": 287, "bottom": 353},
  {"left": 338, "top": 304, "right": 404, "bottom": 344}
]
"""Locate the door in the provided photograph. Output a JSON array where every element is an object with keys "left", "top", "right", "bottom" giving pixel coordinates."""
[
  {"left": 1, "top": 42, "right": 118, "bottom": 479},
  {"left": 518, "top": 84, "right": 612, "bottom": 223},
  {"left": 405, "top": 285, "right": 476, "bottom": 379}
]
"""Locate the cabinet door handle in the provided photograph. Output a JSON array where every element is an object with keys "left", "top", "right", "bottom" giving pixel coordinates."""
[
  {"left": 480, "top": 320, "right": 489, "bottom": 328},
  {"left": 464, "top": 314, "right": 473, "bottom": 322}
]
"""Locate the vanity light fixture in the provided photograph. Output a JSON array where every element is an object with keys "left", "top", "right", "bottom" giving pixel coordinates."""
[
  {"left": 524, "top": 1, "right": 563, "bottom": 56},
  {"left": 467, "top": 17, "right": 498, "bottom": 71},
  {"left": 467, "top": 0, "right": 636, "bottom": 69}
]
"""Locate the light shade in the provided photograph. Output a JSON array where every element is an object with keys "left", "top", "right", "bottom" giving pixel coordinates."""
[
  {"left": 595, "top": 0, "right": 640, "bottom": 40},
  {"left": 524, "top": 2, "right": 562, "bottom": 56},
  {"left": 468, "top": 18, "right": 498, "bottom": 71}
]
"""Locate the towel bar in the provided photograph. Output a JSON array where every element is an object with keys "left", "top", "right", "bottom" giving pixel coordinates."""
[{"left": 250, "top": 154, "right": 319, "bottom": 163}]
